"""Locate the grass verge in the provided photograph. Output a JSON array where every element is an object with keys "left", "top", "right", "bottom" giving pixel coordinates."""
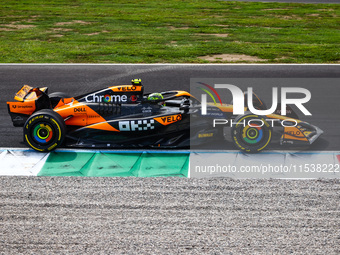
[{"left": 0, "top": 0, "right": 339, "bottom": 63}]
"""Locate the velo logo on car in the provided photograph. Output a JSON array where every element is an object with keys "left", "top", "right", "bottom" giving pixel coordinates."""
[
  {"left": 116, "top": 86, "right": 139, "bottom": 92},
  {"left": 154, "top": 114, "right": 182, "bottom": 125}
]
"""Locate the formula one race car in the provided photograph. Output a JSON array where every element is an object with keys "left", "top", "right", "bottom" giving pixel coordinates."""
[{"left": 7, "top": 79, "right": 323, "bottom": 153}]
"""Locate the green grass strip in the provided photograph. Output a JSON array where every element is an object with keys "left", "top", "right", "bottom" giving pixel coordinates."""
[{"left": 0, "top": 0, "right": 339, "bottom": 63}]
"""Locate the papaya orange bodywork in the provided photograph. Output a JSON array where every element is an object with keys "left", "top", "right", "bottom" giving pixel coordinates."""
[
  {"left": 7, "top": 100, "right": 36, "bottom": 115},
  {"left": 54, "top": 98, "right": 107, "bottom": 127},
  {"left": 282, "top": 126, "right": 309, "bottom": 142}
]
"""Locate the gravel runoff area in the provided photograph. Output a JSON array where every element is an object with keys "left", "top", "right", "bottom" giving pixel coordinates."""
[{"left": 0, "top": 177, "right": 339, "bottom": 254}]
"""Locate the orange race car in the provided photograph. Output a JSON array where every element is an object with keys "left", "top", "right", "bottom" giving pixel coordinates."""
[{"left": 7, "top": 79, "right": 323, "bottom": 153}]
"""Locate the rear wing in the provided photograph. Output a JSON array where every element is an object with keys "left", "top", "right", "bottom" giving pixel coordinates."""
[
  {"left": 14, "top": 85, "right": 48, "bottom": 102},
  {"left": 7, "top": 85, "right": 50, "bottom": 127}
]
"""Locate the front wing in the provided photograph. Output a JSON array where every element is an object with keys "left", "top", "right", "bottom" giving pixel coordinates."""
[{"left": 280, "top": 121, "right": 323, "bottom": 145}]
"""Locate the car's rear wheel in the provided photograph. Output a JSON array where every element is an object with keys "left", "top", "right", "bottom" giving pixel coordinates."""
[
  {"left": 231, "top": 114, "right": 272, "bottom": 153},
  {"left": 24, "top": 109, "right": 66, "bottom": 152}
]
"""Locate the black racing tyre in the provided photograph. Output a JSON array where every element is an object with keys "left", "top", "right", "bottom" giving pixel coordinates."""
[
  {"left": 231, "top": 114, "right": 272, "bottom": 153},
  {"left": 23, "top": 109, "right": 66, "bottom": 152},
  {"left": 49, "top": 92, "right": 70, "bottom": 108}
]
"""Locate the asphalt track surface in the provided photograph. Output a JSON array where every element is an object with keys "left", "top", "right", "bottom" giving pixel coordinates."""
[
  {"left": 1, "top": 65, "right": 340, "bottom": 254},
  {"left": 1, "top": 64, "right": 339, "bottom": 151}
]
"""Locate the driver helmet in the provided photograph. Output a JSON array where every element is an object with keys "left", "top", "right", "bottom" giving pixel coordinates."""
[
  {"left": 147, "top": 93, "right": 165, "bottom": 106},
  {"left": 131, "top": 78, "right": 142, "bottom": 86}
]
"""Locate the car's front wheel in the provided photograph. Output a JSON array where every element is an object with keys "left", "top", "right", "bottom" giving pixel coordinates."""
[
  {"left": 231, "top": 113, "right": 272, "bottom": 153},
  {"left": 23, "top": 109, "right": 66, "bottom": 152}
]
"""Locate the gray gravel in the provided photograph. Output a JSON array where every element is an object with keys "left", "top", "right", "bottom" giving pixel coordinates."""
[{"left": 0, "top": 177, "right": 339, "bottom": 254}]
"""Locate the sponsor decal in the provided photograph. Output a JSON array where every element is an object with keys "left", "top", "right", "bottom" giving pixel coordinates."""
[
  {"left": 198, "top": 133, "right": 214, "bottom": 138},
  {"left": 103, "top": 94, "right": 111, "bottom": 103},
  {"left": 116, "top": 86, "right": 138, "bottom": 92},
  {"left": 119, "top": 119, "right": 155, "bottom": 131},
  {"left": 74, "top": 107, "right": 86, "bottom": 113},
  {"left": 12, "top": 104, "right": 33, "bottom": 109},
  {"left": 111, "top": 85, "right": 142, "bottom": 92},
  {"left": 142, "top": 106, "right": 153, "bottom": 116},
  {"left": 48, "top": 143, "right": 58, "bottom": 151},
  {"left": 27, "top": 115, "right": 44, "bottom": 127},
  {"left": 21, "top": 85, "right": 31, "bottom": 93},
  {"left": 130, "top": 95, "right": 138, "bottom": 102},
  {"left": 85, "top": 93, "right": 128, "bottom": 103},
  {"left": 154, "top": 114, "right": 182, "bottom": 126},
  {"left": 142, "top": 106, "right": 152, "bottom": 113},
  {"left": 15, "top": 85, "right": 32, "bottom": 101}
]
